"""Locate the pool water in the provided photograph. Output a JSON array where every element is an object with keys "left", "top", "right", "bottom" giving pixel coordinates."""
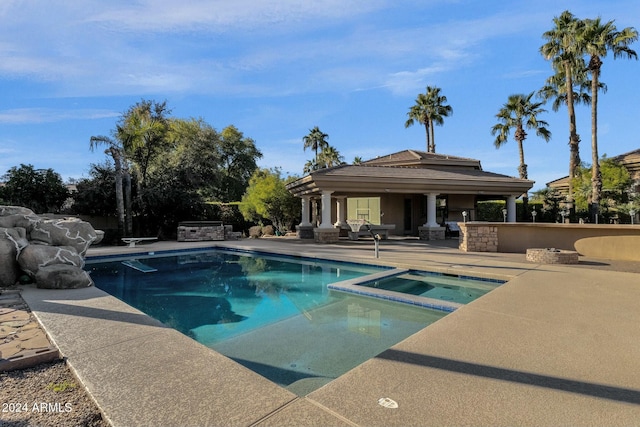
[
  {"left": 361, "top": 271, "right": 504, "bottom": 304},
  {"left": 86, "top": 249, "right": 449, "bottom": 395}
]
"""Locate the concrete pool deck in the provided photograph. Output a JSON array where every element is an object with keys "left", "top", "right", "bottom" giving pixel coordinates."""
[{"left": 19, "top": 237, "right": 640, "bottom": 426}]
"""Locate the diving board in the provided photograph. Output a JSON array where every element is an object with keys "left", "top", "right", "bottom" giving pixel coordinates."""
[
  {"left": 121, "top": 237, "right": 158, "bottom": 247},
  {"left": 122, "top": 260, "right": 158, "bottom": 273}
]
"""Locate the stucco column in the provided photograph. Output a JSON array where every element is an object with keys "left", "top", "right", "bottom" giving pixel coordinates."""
[
  {"left": 299, "top": 196, "right": 311, "bottom": 227},
  {"left": 423, "top": 193, "right": 440, "bottom": 227},
  {"left": 507, "top": 195, "right": 517, "bottom": 222},
  {"left": 334, "top": 196, "right": 347, "bottom": 228},
  {"left": 319, "top": 190, "right": 334, "bottom": 228}
]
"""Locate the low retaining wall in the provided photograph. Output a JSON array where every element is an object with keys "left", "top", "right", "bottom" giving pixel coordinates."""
[
  {"left": 177, "top": 221, "right": 225, "bottom": 241},
  {"left": 458, "top": 222, "right": 640, "bottom": 261}
]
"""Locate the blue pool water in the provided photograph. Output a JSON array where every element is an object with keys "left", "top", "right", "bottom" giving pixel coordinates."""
[{"left": 86, "top": 249, "right": 460, "bottom": 394}]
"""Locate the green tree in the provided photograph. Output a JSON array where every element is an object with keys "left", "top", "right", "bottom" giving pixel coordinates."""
[
  {"left": 0, "top": 164, "right": 69, "bottom": 213},
  {"left": 240, "top": 169, "right": 301, "bottom": 232},
  {"left": 531, "top": 187, "right": 566, "bottom": 222},
  {"left": 219, "top": 125, "right": 262, "bottom": 202},
  {"left": 491, "top": 92, "right": 552, "bottom": 180},
  {"left": 70, "top": 162, "right": 118, "bottom": 217},
  {"left": 166, "top": 119, "right": 262, "bottom": 202},
  {"left": 579, "top": 17, "right": 638, "bottom": 222},
  {"left": 117, "top": 100, "right": 172, "bottom": 184},
  {"left": 302, "top": 127, "right": 329, "bottom": 170},
  {"left": 571, "top": 157, "right": 633, "bottom": 220},
  {"left": 405, "top": 86, "right": 452, "bottom": 153},
  {"left": 541, "top": 10, "right": 585, "bottom": 204}
]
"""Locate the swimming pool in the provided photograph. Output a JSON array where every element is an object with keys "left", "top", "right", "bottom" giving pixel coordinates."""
[{"left": 86, "top": 248, "right": 477, "bottom": 395}]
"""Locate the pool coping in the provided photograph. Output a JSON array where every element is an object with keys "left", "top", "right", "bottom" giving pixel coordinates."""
[{"left": 19, "top": 238, "right": 640, "bottom": 426}]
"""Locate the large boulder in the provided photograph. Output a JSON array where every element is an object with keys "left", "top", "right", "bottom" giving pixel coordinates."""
[
  {"left": 0, "top": 206, "right": 35, "bottom": 216},
  {"left": 0, "top": 227, "right": 30, "bottom": 257},
  {"left": 35, "top": 264, "right": 93, "bottom": 289},
  {"left": 0, "top": 227, "right": 30, "bottom": 286},
  {"left": 0, "top": 238, "right": 20, "bottom": 287},
  {"left": 0, "top": 206, "right": 97, "bottom": 290},
  {"left": 30, "top": 218, "right": 98, "bottom": 256},
  {"left": 17, "top": 244, "right": 84, "bottom": 278},
  {"left": 0, "top": 214, "right": 42, "bottom": 231}
]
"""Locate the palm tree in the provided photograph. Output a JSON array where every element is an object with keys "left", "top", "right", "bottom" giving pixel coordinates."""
[
  {"left": 541, "top": 10, "right": 585, "bottom": 206},
  {"left": 302, "top": 126, "right": 329, "bottom": 166},
  {"left": 89, "top": 136, "right": 130, "bottom": 237},
  {"left": 117, "top": 100, "right": 170, "bottom": 185},
  {"left": 491, "top": 92, "right": 551, "bottom": 217},
  {"left": 405, "top": 86, "right": 452, "bottom": 153},
  {"left": 317, "top": 145, "right": 344, "bottom": 168},
  {"left": 579, "top": 17, "right": 638, "bottom": 222}
]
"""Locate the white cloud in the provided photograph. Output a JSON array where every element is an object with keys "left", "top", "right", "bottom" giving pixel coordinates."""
[
  {"left": 0, "top": 108, "right": 120, "bottom": 124},
  {"left": 85, "top": 0, "right": 389, "bottom": 33}
]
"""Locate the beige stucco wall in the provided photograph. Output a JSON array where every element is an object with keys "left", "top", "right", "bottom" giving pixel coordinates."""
[{"left": 460, "top": 222, "right": 640, "bottom": 261}]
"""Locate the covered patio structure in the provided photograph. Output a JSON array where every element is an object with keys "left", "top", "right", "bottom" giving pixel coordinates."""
[{"left": 286, "top": 150, "right": 534, "bottom": 242}]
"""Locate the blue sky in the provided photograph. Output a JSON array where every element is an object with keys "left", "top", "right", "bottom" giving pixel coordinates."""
[{"left": 1, "top": 0, "right": 639, "bottom": 192}]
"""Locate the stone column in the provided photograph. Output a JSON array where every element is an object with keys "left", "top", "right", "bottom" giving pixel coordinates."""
[
  {"left": 424, "top": 193, "right": 439, "bottom": 227},
  {"left": 419, "top": 193, "right": 445, "bottom": 240},
  {"left": 507, "top": 195, "right": 517, "bottom": 222},
  {"left": 299, "top": 196, "right": 312, "bottom": 226},
  {"left": 296, "top": 195, "right": 314, "bottom": 239},
  {"left": 334, "top": 196, "right": 347, "bottom": 228},
  {"left": 314, "top": 190, "right": 339, "bottom": 243},
  {"left": 319, "top": 190, "right": 334, "bottom": 228}
]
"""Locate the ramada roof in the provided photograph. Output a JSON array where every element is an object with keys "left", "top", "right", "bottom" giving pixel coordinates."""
[
  {"left": 361, "top": 149, "right": 481, "bottom": 169},
  {"left": 287, "top": 150, "right": 533, "bottom": 197}
]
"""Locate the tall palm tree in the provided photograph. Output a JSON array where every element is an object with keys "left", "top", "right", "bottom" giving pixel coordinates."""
[
  {"left": 405, "top": 86, "right": 452, "bottom": 153},
  {"left": 541, "top": 10, "right": 585, "bottom": 206},
  {"left": 579, "top": 17, "right": 638, "bottom": 222},
  {"left": 492, "top": 92, "right": 551, "bottom": 217},
  {"left": 492, "top": 93, "right": 552, "bottom": 180},
  {"left": 89, "top": 136, "right": 130, "bottom": 237},
  {"left": 302, "top": 126, "right": 329, "bottom": 167}
]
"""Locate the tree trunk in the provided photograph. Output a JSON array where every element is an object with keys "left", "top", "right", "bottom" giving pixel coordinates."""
[
  {"left": 429, "top": 119, "right": 436, "bottom": 153},
  {"left": 123, "top": 162, "right": 133, "bottom": 236},
  {"left": 589, "top": 56, "right": 603, "bottom": 224},
  {"left": 516, "top": 126, "right": 528, "bottom": 220},
  {"left": 424, "top": 122, "right": 431, "bottom": 152},
  {"left": 565, "top": 60, "right": 581, "bottom": 214},
  {"left": 109, "top": 147, "right": 125, "bottom": 239}
]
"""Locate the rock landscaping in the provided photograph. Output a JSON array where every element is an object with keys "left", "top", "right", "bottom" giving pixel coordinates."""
[{"left": 0, "top": 205, "right": 101, "bottom": 289}]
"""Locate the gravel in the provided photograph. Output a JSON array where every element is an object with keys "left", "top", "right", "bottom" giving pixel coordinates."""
[{"left": 0, "top": 360, "right": 109, "bottom": 427}]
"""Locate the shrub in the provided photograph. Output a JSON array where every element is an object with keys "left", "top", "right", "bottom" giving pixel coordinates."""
[
  {"left": 262, "top": 225, "right": 275, "bottom": 236},
  {"left": 248, "top": 225, "right": 263, "bottom": 238}
]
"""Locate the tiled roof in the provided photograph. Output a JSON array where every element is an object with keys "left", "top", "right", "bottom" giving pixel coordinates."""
[
  {"left": 361, "top": 149, "right": 481, "bottom": 168},
  {"left": 311, "top": 164, "right": 514, "bottom": 181}
]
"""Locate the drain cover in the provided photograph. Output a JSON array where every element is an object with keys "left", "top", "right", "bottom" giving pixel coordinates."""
[{"left": 377, "top": 397, "right": 398, "bottom": 408}]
